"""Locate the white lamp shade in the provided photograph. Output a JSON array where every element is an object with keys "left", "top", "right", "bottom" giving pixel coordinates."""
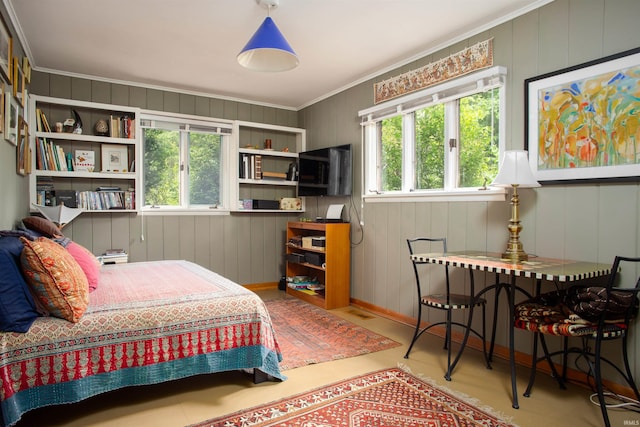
[
  {"left": 491, "top": 150, "right": 540, "bottom": 188},
  {"left": 237, "top": 16, "right": 298, "bottom": 72}
]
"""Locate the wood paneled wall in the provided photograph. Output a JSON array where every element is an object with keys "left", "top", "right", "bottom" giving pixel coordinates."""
[
  {"left": 299, "top": 0, "right": 640, "bottom": 387},
  {"left": 3, "top": 0, "right": 639, "bottom": 390},
  {"left": 26, "top": 71, "right": 301, "bottom": 285}
]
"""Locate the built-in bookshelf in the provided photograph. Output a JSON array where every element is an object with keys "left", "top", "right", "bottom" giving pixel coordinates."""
[
  {"left": 231, "top": 121, "right": 305, "bottom": 212},
  {"left": 28, "top": 95, "right": 140, "bottom": 213}
]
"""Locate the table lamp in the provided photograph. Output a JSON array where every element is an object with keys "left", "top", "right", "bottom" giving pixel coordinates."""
[
  {"left": 32, "top": 204, "right": 83, "bottom": 228},
  {"left": 491, "top": 150, "right": 540, "bottom": 263}
]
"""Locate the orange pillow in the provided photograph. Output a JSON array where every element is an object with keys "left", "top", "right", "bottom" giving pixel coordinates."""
[{"left": 20, "top": 237, "right": 89, "bottom": 322}]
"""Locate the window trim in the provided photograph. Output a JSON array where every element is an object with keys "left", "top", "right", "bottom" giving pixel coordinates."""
[
  {"left": 139, "top": 110, "right": 234, "bottom": 214},
  {"left": 359, "top": 66, "right": 508, "bottom": 202}
]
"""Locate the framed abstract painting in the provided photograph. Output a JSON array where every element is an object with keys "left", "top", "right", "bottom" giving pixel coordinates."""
[{"left": 525, "top": 47, "right": 640, "bottom": 184}]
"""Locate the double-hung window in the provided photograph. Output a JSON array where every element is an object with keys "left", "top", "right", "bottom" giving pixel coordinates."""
[
  {"left": 360, "top": 66, "right": 507, "bottom": 201},
  {"left": 140, "top": 112, "right": 233, "bottom": 212}
]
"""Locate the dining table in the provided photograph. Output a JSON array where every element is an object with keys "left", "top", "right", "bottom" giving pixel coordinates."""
[{"left": 409, "top": 250, "right": 612, "bottom": 409}]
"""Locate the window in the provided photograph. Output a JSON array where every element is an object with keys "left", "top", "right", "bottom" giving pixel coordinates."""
[
  {"left": 141, "top": 113, "right": 232, "bottom": 211},
  {"left": 360, "top": 66, "right": 507, "bottom": 201}
]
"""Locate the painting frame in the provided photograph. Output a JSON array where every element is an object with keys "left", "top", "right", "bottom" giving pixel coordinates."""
[
  {"left": 101, "top": 143, "right": 129, "bottom": 173},
  {"left": 16, "top": 116, "right": 28, "bottom": 175},
  {"left": 524, "top": 47, "right": 640, "bottom": 185},
  {"left": 4, "top": 89, "right": 18, "bottom": 145},
  {"left": 12, "top": 56, "right": 24, "bottom": 106},
  {"left": 0, "top": 16, "right": 11, "bottom": 84}
]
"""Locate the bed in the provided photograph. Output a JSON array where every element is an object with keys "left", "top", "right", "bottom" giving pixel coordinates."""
[{"left": 0, "top": 259, "right": 285, "bottom": 427}]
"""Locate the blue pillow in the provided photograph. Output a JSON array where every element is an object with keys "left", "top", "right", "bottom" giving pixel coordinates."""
[{"left": 0, "top": 236, "right": 39, "bottom": 332}]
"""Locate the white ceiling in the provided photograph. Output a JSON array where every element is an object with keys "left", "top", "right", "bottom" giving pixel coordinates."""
[{"left": 6, "top": 0, "right": 551, "bottom": 110}]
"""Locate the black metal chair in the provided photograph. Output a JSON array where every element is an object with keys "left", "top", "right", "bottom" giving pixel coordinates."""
[
  {"left": 515, "top": 255, "right": 640, "bottom": 427},
  {"left": 404, "top": 237, "right": 490, "bottom": 380}
]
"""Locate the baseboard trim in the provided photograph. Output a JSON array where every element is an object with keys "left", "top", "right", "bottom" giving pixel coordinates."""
[
  {"left": 244, "top": 282, "right": 278, "bottom": 291},
  {"left": 349, "top": 297, "right": 636, "bottom": 399}
]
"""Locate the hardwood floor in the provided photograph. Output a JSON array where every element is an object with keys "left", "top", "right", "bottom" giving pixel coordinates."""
[{"left": 17, "top": 290, "right": 639, "bottom": 426}]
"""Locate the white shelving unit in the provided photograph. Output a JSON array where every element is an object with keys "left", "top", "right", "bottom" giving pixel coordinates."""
[
  {"left": 231, "top": 120, "right": 306, "bottom": 213},
  {"left": 28, "top": 95, "right": 141, "bottom": 213}
]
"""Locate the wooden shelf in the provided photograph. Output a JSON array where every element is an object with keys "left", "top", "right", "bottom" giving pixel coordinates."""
[{"left": 285, "top": 221, "right": 350, "bottom": 309}]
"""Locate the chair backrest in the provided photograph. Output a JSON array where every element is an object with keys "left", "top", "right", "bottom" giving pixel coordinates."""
[
  {"left": 606, "top": 256, "right": 640, "bottom": 322},
  {"left": 566, "top": 256, "right": 640, "bottom": 329},
  {"left": 406, "top": 237, "right": 448, "bottom": 298}
]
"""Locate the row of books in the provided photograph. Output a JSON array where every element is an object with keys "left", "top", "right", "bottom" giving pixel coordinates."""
[
  {"left": 239, "top": 153, "right": 262, "bottom": 179},
  {"left": 110, "top": 115, "right": 135, "bottom": 139},
  {"left": 239, "top": 154, "right": 289, "bottom": 181},
  {"left": 35, "top": 189, "right": 135, "bottom": 211},
  {"left": 35, "top": 138, "right": 76, "bottom": 171},
  {"left": 77, "top": 190, "right": 135, "bottom": 211}
]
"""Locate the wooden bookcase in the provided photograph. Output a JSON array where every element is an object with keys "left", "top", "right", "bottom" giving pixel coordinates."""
[{"left": 285, "top": 221, "right": 350, "bottom": 309}]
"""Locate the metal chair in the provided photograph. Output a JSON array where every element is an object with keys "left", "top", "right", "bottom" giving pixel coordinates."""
[
  {"left": 404, "top": 237, "right": 491, "bottom": 380},
  {"left": 515, "top": 255, "right": 640, "bottom": 427}
]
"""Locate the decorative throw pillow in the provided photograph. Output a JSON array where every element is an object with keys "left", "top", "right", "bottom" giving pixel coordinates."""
[
  {"left": 22, "top": 216, "right": 63, "bottom": 238},
  {"left": 66, "top": 241, "right": 101, "bottom": 292},
  {"left": 20, "top": 237, "right": 89, "bottom": 323},
  {"left": 0, "top": 237, "right": 39, "bottom": 332}
]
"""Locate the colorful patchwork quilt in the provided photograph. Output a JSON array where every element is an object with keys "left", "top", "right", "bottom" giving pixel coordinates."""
[{"left": 0, "top": 260, "right": 284, "bottom": 426}]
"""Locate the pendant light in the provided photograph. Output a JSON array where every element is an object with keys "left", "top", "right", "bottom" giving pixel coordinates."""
[{"left": 237, "top": 0, "right": 299, "bottom": 72}]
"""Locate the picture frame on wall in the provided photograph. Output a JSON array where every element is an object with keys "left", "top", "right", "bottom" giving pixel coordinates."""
[
  {"left": 0, "top": 16, "right": 11, "bottom": 84},
  {"left": 16, "top": 116, "right": 28, "bottom": 175},
  {"left": 12, "top": 57, "right": 24, "bottom": 106},
  {"left": 0, "top": 83, "right": 5, "bottom": 138},
  {"left": 5, "top": 91, "right": 19, "bottom": 145},
  {"left": 525, "top": 47, "right": 640, "bottom": 184}
]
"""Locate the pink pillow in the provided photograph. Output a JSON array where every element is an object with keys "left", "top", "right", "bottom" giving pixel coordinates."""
[{"left": 66, "top": 241, "right": 101, "bottom": 292}]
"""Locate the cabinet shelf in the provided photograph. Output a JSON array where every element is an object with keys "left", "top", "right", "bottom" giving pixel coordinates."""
[
  {"left": 34, "top": 170, "right": 136, "bottom": 179},
  {"left": 35, "top": 131, "right": 136, "bottom": 145},
  {"left": 239, "top": 178, "right": 297, "bottom": 186}
]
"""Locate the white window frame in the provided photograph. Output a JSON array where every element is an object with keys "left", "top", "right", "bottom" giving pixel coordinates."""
[
  {"left": 139, "top": 110, "right": 234, "bottom": 215},
  {"left": 359, "top": 66, "right": 508, "bottom": 203}
]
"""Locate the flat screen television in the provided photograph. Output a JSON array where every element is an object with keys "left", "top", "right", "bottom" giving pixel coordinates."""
[{"left": 297, "top": 144, "right": 352, "bottom": 197}]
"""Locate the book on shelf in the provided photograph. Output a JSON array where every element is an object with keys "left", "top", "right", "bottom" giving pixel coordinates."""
[
  {"left": 262, "top": 171, "right": 287, "bottom": 179},
  {"left": 109, "top": 115, "right": 135, "bottom": 139},
  {"left": 35, "top": 138, "right": 71, "bottom": 171},
  {"left": 239, "top": 153, "right": 265, "bottom": 180},
  {"left": 36, "top": 108, "right": 51, "bottom": 133},
  {"left": 74, "top": 150, "right": 95, "bottom": 172}
]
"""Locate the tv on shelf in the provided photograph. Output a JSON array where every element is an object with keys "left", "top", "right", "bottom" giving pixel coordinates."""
[{"left": 297, "top": 144, "right": 352, "bottom": 197}]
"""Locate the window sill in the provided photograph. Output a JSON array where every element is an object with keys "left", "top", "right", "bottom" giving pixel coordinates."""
[
  {"left": 363, "top": 188, "right": 507, "bottom": 203},
  {"left": 141, "top": 207, "right": 230, "bottom": 215}
]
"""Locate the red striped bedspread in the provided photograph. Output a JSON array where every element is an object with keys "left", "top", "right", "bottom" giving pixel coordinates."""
[{"left": 0, "top": 260, "right": 284, "bottom": 427}]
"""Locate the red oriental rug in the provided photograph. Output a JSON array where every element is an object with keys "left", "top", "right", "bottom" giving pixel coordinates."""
[
  {"left": 189, "top": 367, "right": 517, "bottom": 427},
  {"left": 265, "top": 298, "right": 400, "bottom": 370}
]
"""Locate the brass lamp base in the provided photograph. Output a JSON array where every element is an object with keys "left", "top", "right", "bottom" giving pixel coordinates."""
[
  {"left": 502, "top": 247, "right": 529, "bottom": 263},
  {"left": 501, "top": 184, "right": 529, "bottom": 264}
]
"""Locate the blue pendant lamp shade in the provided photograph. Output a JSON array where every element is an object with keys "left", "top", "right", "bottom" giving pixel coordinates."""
[{"left": 237, "top": 16, "right": 299, "bottom": 72}]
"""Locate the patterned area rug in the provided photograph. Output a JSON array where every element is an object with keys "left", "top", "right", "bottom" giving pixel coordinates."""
[
  {"left": 265, "top": 298, "right": 400, "bottom": 370},
  {"left": 188, "top": 367, "right": 516, "bottom": 426}
]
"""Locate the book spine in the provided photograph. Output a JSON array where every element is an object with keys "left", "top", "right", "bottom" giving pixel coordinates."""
[{"left": 254, "top": 155, "right": 262, "bottom": 180}]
